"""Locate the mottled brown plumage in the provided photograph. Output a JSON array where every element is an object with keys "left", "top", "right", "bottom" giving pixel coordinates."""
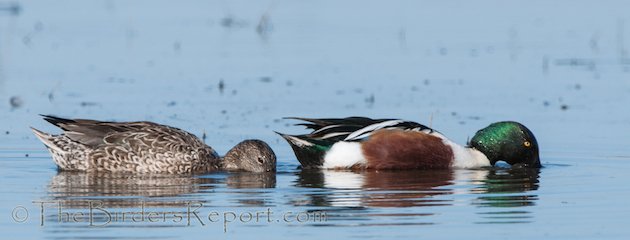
[{"left": 32, "top": 115, "right": 276, "bottom": 174}]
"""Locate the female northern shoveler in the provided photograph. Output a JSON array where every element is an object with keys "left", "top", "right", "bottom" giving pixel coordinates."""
[
  {"left": 31, "top": 115, "right": 276, "bottom": 174},
  {"left": 277, "top": 117, "right": 541, "bottom": 169}
]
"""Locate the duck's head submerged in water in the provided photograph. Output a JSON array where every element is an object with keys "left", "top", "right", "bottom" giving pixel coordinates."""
[
  {"left": 469, "top": 121, "right": 541, "bottom": 168},
  {"left": 222, "top": 139, "right": 277, "bottom": 172}
]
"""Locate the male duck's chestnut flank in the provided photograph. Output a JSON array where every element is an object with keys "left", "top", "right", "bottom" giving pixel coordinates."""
[
  {"left": 32, "top": 115, "right": 276, "bottom": 174},
  {"left": 278, "top": 117, "right": 541, "bottom": 169}
]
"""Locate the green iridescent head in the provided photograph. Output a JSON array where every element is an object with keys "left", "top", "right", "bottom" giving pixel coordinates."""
[{"left": 469, "top": 121, "right": 541, "bottom": 168}]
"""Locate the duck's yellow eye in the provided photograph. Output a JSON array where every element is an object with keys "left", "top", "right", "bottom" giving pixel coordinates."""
[{"left": 524, "top": 141, "right": 531, "bottom": 147}]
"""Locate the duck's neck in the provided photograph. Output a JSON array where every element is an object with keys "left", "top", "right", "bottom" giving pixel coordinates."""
[
  {"left": 436, "top": 134, "right": 491, "bottom": 168},
  {"left": 452, "top": 146, "right": 491, "bottom": 168}
]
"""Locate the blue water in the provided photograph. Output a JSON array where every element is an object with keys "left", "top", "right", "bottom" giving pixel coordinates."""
[{"left": 1, "top": 0, "right": 630, "bottom": 239}]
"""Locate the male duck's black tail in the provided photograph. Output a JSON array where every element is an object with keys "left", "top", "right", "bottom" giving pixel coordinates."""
[{"left": 275, "top": 132, "right": 328, "bottom": 168}]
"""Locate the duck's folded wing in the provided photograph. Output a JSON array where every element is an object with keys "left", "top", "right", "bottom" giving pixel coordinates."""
[
  {"left": 286, "top": 117, "right": 387, "bottom": 131},
  {"left": 344, "top": 120, "right": 435, "bottom": 141},
  {"left": 41, "top": 115, "right": 159, "bottom": 147},
  {"left": 288, "top": 116, "right": 436, "bottom": 142}
]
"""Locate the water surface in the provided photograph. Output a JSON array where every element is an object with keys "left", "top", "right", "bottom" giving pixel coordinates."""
[{"left": 1, "top": 0, "right": 630, "bottom": 239}]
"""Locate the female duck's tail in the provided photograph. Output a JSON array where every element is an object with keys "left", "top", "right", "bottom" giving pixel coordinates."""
[{"left": 31, "top": 127, "right": 65, "bottom": 154}]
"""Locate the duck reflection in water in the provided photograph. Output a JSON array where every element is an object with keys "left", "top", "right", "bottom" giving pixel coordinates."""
[
  {"left": 225, "top": 172, "right": 277, "bottom": 207},
  {"left": 295, "top": 169, "right": 453, "bottom": 208},
  {"left": 45, "top": 171, "right": 276, "bottom": 210},
  {"left": 293, "top": 167, "right": 540, "bottom": 209}
]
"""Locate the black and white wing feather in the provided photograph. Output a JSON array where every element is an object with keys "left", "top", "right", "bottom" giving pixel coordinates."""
[
  {"left": 343, "top": 119, "right": 436, "bottom": 141},
  {"left": 286, "top": 116, "right": 436, "bottom": 142}
]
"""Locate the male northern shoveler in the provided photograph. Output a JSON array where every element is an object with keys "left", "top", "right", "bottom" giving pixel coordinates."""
[
  {"left": 277, "top": 117, "right": 541, "bottom": 169},
  {"left": 32, "top": 115, "right": 276, "bottom": 174}
]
